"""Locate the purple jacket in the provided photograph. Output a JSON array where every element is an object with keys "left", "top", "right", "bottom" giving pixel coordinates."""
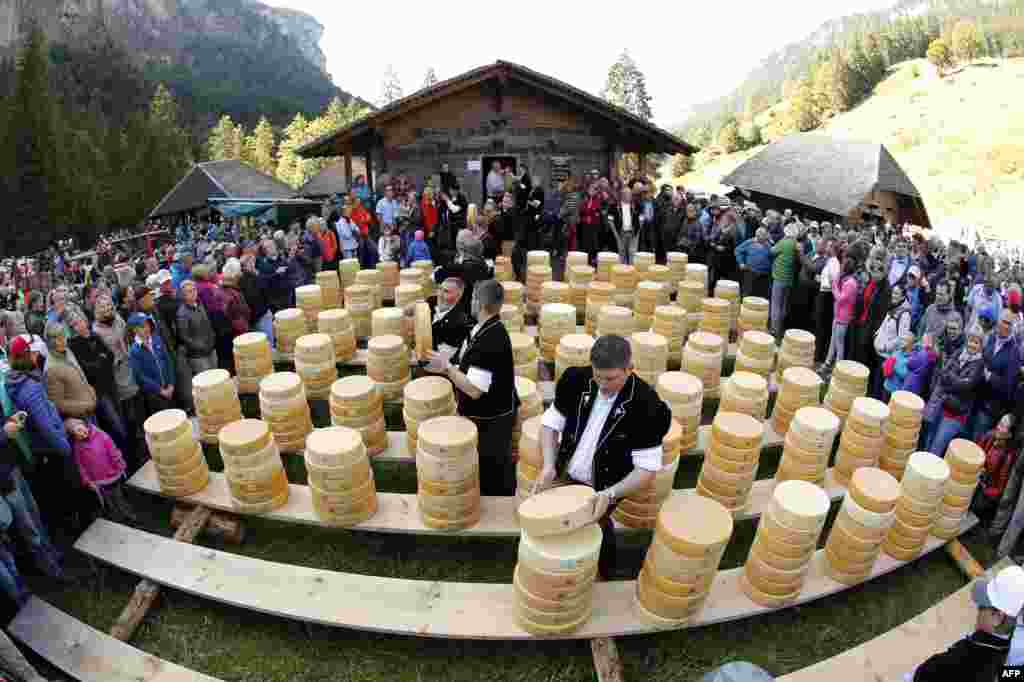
[
  {"left": 903, "top": 347, "right": 938, "bottom": 397},
  {"left": 72, "top": 425, "right": 126, "bottom": 487}
]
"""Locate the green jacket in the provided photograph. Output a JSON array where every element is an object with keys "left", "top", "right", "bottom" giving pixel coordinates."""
[{"left": 771, "top": 238, "right": 798, "bottom": 286}]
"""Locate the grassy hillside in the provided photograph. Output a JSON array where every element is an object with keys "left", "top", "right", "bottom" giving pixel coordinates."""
[{"left": 673, "top": 57, "right": 1024, "bottom": 241}]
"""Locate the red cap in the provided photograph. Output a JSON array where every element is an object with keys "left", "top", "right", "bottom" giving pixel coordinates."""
[
  {"left": 1010, "top": 290, "right": 1022, "bottom": 307},
  {"left": 9, "top": 335, "right": 30, "bottom": 357}
]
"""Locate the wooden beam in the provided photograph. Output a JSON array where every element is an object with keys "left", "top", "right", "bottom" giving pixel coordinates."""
[
  {"left": 365, "top": 153, "right": 374, "bottom": 194},
  {"left": 945, "top": 540, "right": 984, "bottom": 580},
  {"left": 344, "top": 152, "right": 353, "bottom": 189},
  {"left": 591, "top": 637, "right": 625, "bottom": 682},
  {"left": 170, "top": 505, "right": 245, "bottom": 544},
  {"left": 109, "top": 505, "right": 211, "bottom": 641}
]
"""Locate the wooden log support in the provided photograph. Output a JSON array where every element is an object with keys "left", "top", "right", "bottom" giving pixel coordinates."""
[
  {"left": 591, "top": 637, "right": 625, "bottom": 682},
  {"left": 170, "top": 504, "right": 246, "bottom": 544},
  {"left": 945, "top": 539, "right": 984, "bottom": 580},
  {"left": 109, "top": 505, "right": 211, "bottom": 641}
]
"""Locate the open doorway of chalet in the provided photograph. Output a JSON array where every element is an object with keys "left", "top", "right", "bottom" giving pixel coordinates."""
[{"left": 481, "top": 156, "right": 517, "bottom": 201}]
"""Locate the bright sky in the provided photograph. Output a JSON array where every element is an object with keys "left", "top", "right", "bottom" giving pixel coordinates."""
[{"left": 268, "top": 0, "right": 898, "bottom": 129}]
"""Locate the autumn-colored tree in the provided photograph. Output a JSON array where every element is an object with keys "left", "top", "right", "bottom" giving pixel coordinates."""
[
  {"left": 951, "top": 20, "right": 983, "bottom": 63},
  {"left": 717, "top": 119, "right": 741, "bottom": 153},
  {"left": 927, "top": 39, "right": 954, "bottom": 76},
  {"left": 671, "top": 154, "right": 692, "bottom": 177},
  {"left": 246, "top": 117, "right": 276, "bottom": 175}
]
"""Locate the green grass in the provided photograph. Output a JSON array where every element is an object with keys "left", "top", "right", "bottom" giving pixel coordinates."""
[{"left": 24, "top": 363, "right": 1001, "bottom": 681}]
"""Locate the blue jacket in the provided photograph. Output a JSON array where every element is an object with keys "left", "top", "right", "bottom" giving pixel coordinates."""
[
  {"left": 4, "top": 370, "right": 71, "bottom": 458},
  {"left": 982, "top": 334, "right": 1021, "bottom": 413},
  {"left": 406, "top": 240, "right": 432, "bottom": 266},
  {"left": 734, "top": 239, "right": 773, "bottom": 274},
  {"left": 336, "top": 218, "right": 359, "bottom": 252},
  {"left": 170, "top": 262, "right": 191, "bottom": 291},
  {"left": 129, "top": 333, "right": 174, "bottom": 395}
]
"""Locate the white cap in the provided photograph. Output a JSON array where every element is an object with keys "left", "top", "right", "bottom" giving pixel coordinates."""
[{"left": 974, "top": 565, "right": 1024, "bottom": 617}]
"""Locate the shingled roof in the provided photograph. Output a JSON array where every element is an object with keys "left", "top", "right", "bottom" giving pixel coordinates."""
[
  {"left": 150, "top": 160, "right": 297, "bottom": 218},
  {"left": 297, "top": 163, "right": 349, "bottom": 198},
  {"left": 721, "top": 134, "right": 924, "bottom": 219}
]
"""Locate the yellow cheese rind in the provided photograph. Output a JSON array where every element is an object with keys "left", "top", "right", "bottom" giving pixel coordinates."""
[
  {"left": 516, "top": 486, "right": 599, "bottom": 538},
  {"left": 518, "top": 525, "right": 602, "bottom": 573}
]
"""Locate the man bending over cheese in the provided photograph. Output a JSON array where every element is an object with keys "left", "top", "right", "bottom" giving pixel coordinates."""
[{"left": 536, "top": 334, "right": 672, "bottom": 578}]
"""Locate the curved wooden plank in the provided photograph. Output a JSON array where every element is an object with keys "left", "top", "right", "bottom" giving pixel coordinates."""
[{"left": 74, "top": 516, "right": 977, "bottom": 641}]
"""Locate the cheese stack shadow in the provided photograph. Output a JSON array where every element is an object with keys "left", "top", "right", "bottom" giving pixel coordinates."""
[
  {"left": 258, "top": 372, "right": 313, "bottom": 454},
  {"left": 567, "top": 265, "right": 594, "bottom": 324},
  {"left": 823, "top": 360, "right": 870, "bottom": 427},
  {"left": 595, "top": 252, "right": 619, "bottom": 283},
  {"left": 415, "top": 416, "right": 481, "bottom": 530},
  {"left": 777, "top": 329, "right": 816, "bottom": 374},
  {"left": 317, "top": 309, "right": 357, "bottom": 364},
  {"left": 366, "top": 334, "right": 411, "bottom": 402},
  {"left": 304, "top": 426, "right": 378, "bottom": 527},
  {"left": 273, "top": 308, "right": 305, "bottom": 360},
  {"left": 403, "top": 377, "right": 457, "bottom": 453},
  {"left": 824, "top": 467, "right": 900, "bottom": 585},
  {"left": 294, "top": 333, "right": 337, "bottom": 400},
  {"left": 612, "top": 420, "right": 683, "bottom": 529},
  {"left": 555, "top": 334, "right": 595, "bottom": 383},
  {"left": 932, "top": 439, "right": 984, "bottom": 540},
  {"left": 636, "top": 495, "right": 733, "bottom": 624},
  {"left": 741, "top": 480, "right": 829, "bottom": 607},
  {"left": 584, "top": 282, "right": 615, "bottom": 335},
  {"left": 515, "top": 486, "right": 602, "bottom": 635},
  {"left": 698, "top": 298, "right": 731, "bottom": 341},
  {"left": 232, "top": 332, "right": 274, "bottom": 395},
  {"left": 295, "top": 284, "right": 323, "bottom": 333},
  {"left": 738, "top": 296, "right": 770, "bottom": 337},
  {"left": 879, "top": 391, "right": 925, "bottom": 481},
  {"left": 653, "top": 305, "right": 687, "bottom": 369},
  {"left": 218, "top": 419, "right": 289, "bottom": 512},
  {"left": 512, "top": 377, "right": 544, "bottom": 471},
  {"left": 666, "top": 252, "right": 688, "bottom": 294},
  {"left": 329, "top": 376, "right": 387, "bottom": 456},
  {"left": 344, "top": 284, "right": 374, "bottom": 340},
  {"left": 634, "top": 281, "right": 668, "bottom": 331},
  {"left": 656, "top": 372, "right": 703, "bottom": 454},
  {"left": 611, "top": 265, "right": 637, "bottom": 309},
  {"left": 631, "top": 331, "right": 669, "bottom": 388},
  {"left": 315, "top": 271, "right": 342, "bottom": 310},
  {"left": 720, "top": 371, "right": 770, "bottom": 421},
  {"left": 526, "top": 264, "right": 553, "bottom": 317},
  {"left": 770, "top": 367, "right": 822, "bottom": 436},
  {"left": 192, "top": 369, "right": 243, "bottom": 445},
  {"left": 510, "top": 332, "right": 539, "bottom": 382},
  {"left": 684, "top": 331, "right": 724, "bottom": 400},
  {"left": 882, "top": 452, "right": 950, "bottom": 560},
  {"left": 697, "top": 412, "right": 764, "bottom": 514},
  {"left": 539, "top": 303, "right": 576, "bottom": 363},
  {"left": 143, "top": 409, "right": 210, "bottom": 497},
  {"left": 833, "top": 397, "right": 890, "bottom": 486},
  {"left": 597, "top": 305, "right": 634, "bottom": 339},
  {"left": 775, "top": 406, "right": 840, "bottom": 487},
  {"left": 734, "top": 331, "right": 776, "bottom": 383}
]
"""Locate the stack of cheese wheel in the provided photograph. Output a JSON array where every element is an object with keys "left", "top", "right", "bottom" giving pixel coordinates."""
[
  {"left": 395, "top": 283, "right": 424, "bottom": 309},
  {"left": 294, "top": 333, "right": 337, "bottom": 400},
  {"left": 654, "top": 305, "right": 687, "bottom": 368},
  {"left": 647, "top": 265, "right": 673, "bottom": 294},
  {"left": 566, "top": 251, "right": 588, "bottom": 268},
  {"left": 932, "top": 439, "right": 985, "bottom": 540},
  {"left": 355, "top": 268, "right": 382, "bottom": 309},
  {"left": 541, "top": 281, "right": 571, "bottom": 307},
  {"left": 315, "top": 271, "right": 342, "bottom": 310},
  {"left": 770, "top": 367, "right": 822, "bottom": 436},
  {"left": 329, "top": 376, "right": 387, "bottom": 456},
  {"left": 741, "top": 480, "right": 829, "bottom": 607},
  {"left": 403, "top": 376, "right": 457, "bottom": 453},
  {"left": 338, "top": 258, "right": 360, "bottom": 293},
  {"left": 143, "top": 409, "right": 210, "bottom": 496},
  {"left": 597, "top": 305, "right": 634, "bottom": 338},
  {"left": 366, "top": 334, "right": 410, "bottom": 401},
  {"left": 258, "top": 372, "right": 313, "bottom": 453},
  {"left": 376, "top": 261, "right": 399, "bottom": 301},
  {"left": 883, "top": 451, "right": 949, "bottom": 560},
  {"left": 305, "top": 426, "right": 378, "bottom": 526},
  {"left": 317, "top": 309, "right": 357, "bottom": 364},
  {"left": 539, "top": 303, "right": 576, "bottom": 363},
  {"left": 503, "top": 281, "right": 525, "bottom": 315},
  {"left": 698, "top": 298, "right": 732, "bottom": 340},
  {"left": 295, "top": 284, "right": 323, "bottom": 333},
  {"left": 720, "top": 371, "right": 770, "bottom": 421},
  {"left": 510, "top": 332, "right": 539, "bottom": 381},
  {"left": 555, "top": 333, "right": 595, "bottom": 382},
  {"left": 824, "top": 467, "right": 900, "bottom": 585},
  {"left": 656, "top": 372, "right": 703, "bottom": 453},
  {"left": 527, "top": 251, "right": 550, "bottom": 268},
  {"left": 633, "top": 252, "right": 655, "bottom": 277},
  {"left": 734, "top": 331, "right": 777, "bottom": 382},
  {"left": 567, "top": 266, "right": 595, "bottom": 323},
  {"left": 698, "top": 412, "right": 763, "bottom": 512},
  {"left": 613, "top": 421, "right": 683, "bottom": 530},
  {"left": 666, "top": 252, "right": 688, "bottom": 294},
  {"left": 399, "top": 267, "right": 423, "bottom": 291},
  {"left": 501, "top": 304, "right": 524, "bottom": 333},
  {"left": 273, "top": 308, "right": 305, "bottom": 358},
  {"left": 233, "top": 332, "right": 273, "bottom": 394},
  {"left": 414, "top": 301, "right": 432, "bottom": 361},
  {"left": 192, "top": 369, "right": 242, "bottom": 444},
  {"left": 595, "top": 252, "right": 619, "bottom": 282},
  {"left": 714, "top": 280, "right": 741, "bottom": 337},
  {"left": 776, "top": 406, "right": 840, "bottom": 486},
  {"left": 684, "top": 331, "right": 725, "bottom": 400},
  {"left": 514, "top": 513, "right": 601, "bottom": 634},
  {"left": 512, "top": 376, "right": 544, "bottom": 464},
  {"left": 833, "top": 397, "right": 890, "bottom": 486},
  {"left": 411, "top": 259, "right": 435, "bottom": 300},
  {"left": 637, "top": 494, "right": 731, "bottom": 625},
  {"left": 686, "top": 263, "right": 709, "bottom": 295},
  {"left": 634, "top": 281, "right": 667, "bottom": 331},
  {"left": 677, "top": 280, "right": 705, "bottom": 336},
  {"left": 631, "top": 331, "right": 669, "bottom": 387},
  {"left": 493, "top": 256, "right": 513, "bottom": 282},
  {"left": 738, "top": 297, "right": 771, "bottom": 337},
  {"left": 416, "top": 416, "right": 481, "bottom": 529},
  {"left": 526, "top": 265, "right": 553, "bottom": 316},
  {"left": 611, "top": 264, "right": 638, "bottom": 308},
  {"left": 218, "top": 419, "right": 289, "bottom": 512},
  {"left": 515, "top": 415, "right": 543, "bottom": 503},
  {"left": 879, "top": 391, "right": 926, "bottom": 480},
  {"left": 824, "top": 360, "right": 870, "bottom": 426},
  {"left": 777, "top": 329, "right": 817, "bottom": 374},
  {"left": 584, "top": 282, "right": 615, "bottom": 335},
  {"left": 371, "top": 307, "right": 404, "bottom": 338},
  {"left": 344, "top": 284, "right": 374, "bottom": 339}
]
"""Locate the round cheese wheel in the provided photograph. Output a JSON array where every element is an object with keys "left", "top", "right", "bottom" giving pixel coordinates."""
[
  {"left": 416, "top": 416, "right": 478, "bottom": 458},
  {"left": 771, "top": 480, "right": 830, "bottom": 532},
  {"left": 515, "top": 561, "right": 596, "bottom": 602},
  {"left": 945, "top": 478, "right": 978, "bottom": 499},
  {"left": 304, "top": 426, "right": 365, "bottom": 468},
  {"left": 307, "top": 458, "right": 372, "bottom": 492},
  {"left": 144, "top": 409, "right": 192, "bottom": 443},
  {"left": 790, "top": 407, "right": 841, "bottom": 442},
  {"left": 218, "top": 419, "right": 272, "bottom": 453},
  {"left": 743, "top": 559, "right": 805, "bottom": 599},
  {"left": 903, "top": 452, "right": 951, "bottom": 494},
  {"left": 946, "top": 439, "right": 985, "bottom": 472},
  {"left": 654, "top": 494, "right": 734, "bottom": 558},
  {"left": 644, "top": 535, "right": 725, "bottom": 580},
  {"left": 849, "top": 467, "right": 901, "bottom": 513},
  {"left": 711, "top": 412, "right": 763, "bottom": 450},
  {"left": 518, "top": 525, "right": 603, "bottom": 573},
  {"left": 749, "top": 537, "right": 815, "bottom": 571},
  {"left": 418, "top": 473, "right": 479, "bottom": 497},
  {"left": 841, "top": 494, "right": 897, "bottom": 530},
  {"left": 513, "top": 567, "right": 592, "bottom": 613},
  {"left": 517, "top": 485, "right": 599, "bottom": 538},
  {"left": 708, "top": 440, "right": 761, "bottom": 464},
  {"left": 643, "top": 559, "right": 715, "bottom": 598},
  {"left": 637, "top": 569, "right": 708, "bottom": 620},
  {"left": 416, "top": 449, "right": 478, "bottom": 482},
  {"left": 259, "top": 372, "right": 305, "bottom": 400},
  {"left": 889, "top": 390, "right": 925, "bottom": 417}
]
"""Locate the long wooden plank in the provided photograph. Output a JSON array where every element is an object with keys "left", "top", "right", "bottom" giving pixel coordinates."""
[
  {"left": 74, "top": 516, "right": 977, "bottom": 641},
  {"left": 129, "top": 461, "right": 845, "bottom": 537},
  {"left": 779, "top": 557, "right": 1010, "bottom": 682},
  {"left": 525, "top": 325, "right": 740, "bottom": 360},
  {"left": 10, "top": 597, "right": 222, "bottom": 682}
]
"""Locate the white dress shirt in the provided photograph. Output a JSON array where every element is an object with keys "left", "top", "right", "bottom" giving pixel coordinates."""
[
  {"left": 620, "top": 203, "right": 633, "bottom": 233},
  {"left": 458, "top": 321, "right": 493, "bottom": 393}
]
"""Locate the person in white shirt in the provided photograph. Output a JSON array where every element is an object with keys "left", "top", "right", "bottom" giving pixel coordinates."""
[{"left": 607, "top": 187, "right": 640, "bottom": 265}]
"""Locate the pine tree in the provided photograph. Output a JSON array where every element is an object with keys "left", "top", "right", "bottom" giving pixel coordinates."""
[
  {"left": 863, "top": 34, "right": 888, "bottom": 90},
  {"left": 601, "top": 51, "right": 654, "bottom": 121},
  {"left": 276, "top": 112, "right": 309, "bottom": 188},
  {"left": 208, "top": 115, "right": 239, "bottom": 161},
  {"left": 231, "top": 123, "right": 247, "bottom": 162},
  {"left": 927, "top": 39, "right": 953, "bottom": 77},
  {"left": 379, "top": 65, "right": 404, "bottom": 106},
  {"left": 671, "top": 154, "right": 692, "bottom": 177},
  {"left": 247, "top": 117, "right": 276, "bottom": 175},
  {"left": 422, "top": 67, "right": 439, "bottom": 90},
  {"left": 952, "top": 20, "right": 982, "bottom": 63}
]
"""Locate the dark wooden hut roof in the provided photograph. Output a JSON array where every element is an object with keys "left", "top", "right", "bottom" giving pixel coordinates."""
[
  {"left": 296, "top": 163, "right": 349, "bottom": 199},
  {"left": 150, "top": 160, "right": 297, "bottom": 218}
]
